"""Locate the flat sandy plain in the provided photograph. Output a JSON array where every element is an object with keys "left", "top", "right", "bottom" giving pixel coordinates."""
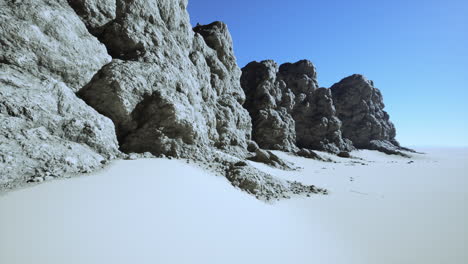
[{"left": 1, "top": 148, "right": 466, "bottom": 264}]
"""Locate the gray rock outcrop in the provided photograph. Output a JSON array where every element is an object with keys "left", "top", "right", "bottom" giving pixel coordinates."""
[
  {"left": 278, "top": 61, "right": 353, "bottom": 153},
  {"left": 241, "top": 60, "right": 353, "bottom": 154},
  {"left": 77, "top": 1, "right": 251, "bottom": 159},
  {"left": 0, "top": 0, "right": 119, "bottom": 189},
  {"left": 0, "top": 0, "right": 409, "bottom": 197},
  {"left": 241, "top": 61, "right": 296, "bottom": 151},
  {"left": 330, "top": 74, "right": 408, "bottom": 155}
]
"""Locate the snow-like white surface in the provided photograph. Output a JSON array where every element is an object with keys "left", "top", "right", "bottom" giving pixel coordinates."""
[{"left": 0, "top": 148, "right": 467, "bottom": 264}]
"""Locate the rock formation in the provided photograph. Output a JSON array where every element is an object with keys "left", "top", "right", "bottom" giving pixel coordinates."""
[
  {"left": 0, "top": 0, "right": 119, "bottom": 189},
  {"left": 76, "top": 0, "right": 252, "bottom": 159},
  {"left": 0, "top": 0, "right": 299, "bottom": 197},
  {"left": 330, "top": 74, "right": 408, "bottom": 155},
  {"left": 241, "top": 62, "right": 409, "bottom": 156},
  {"left": 241, "top": 61, "right": 296, "bottom": 151},
  {"left": 278, "top": 61, "right": 353, "bottom": 153},
  {"left": 241, "top": 60, "right": 353, "bottom": 154},
  {"left": 0, "top": 0, "right": 410, "bottom": 196}
]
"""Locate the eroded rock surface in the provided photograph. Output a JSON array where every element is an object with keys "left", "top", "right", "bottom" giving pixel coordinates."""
[
  {"left": 0, "top": 0, "right": 119, "bottom": 190},
  {"left": 0, "top": 66, "right": 119, "bottom": 189},
  {"left": 241, "top": 60, "right": 352, "bottom": 154},
  {"left": 330, "top": 74, "right": 408, "bottom": 155},
  {"left": 241, "top": 61, "right": 296, "bottom": 151},
  {"left": 0, "top": 0, "right": 111, "bottom": 91},
  {"left": 67, "top": 0, "right": 117, "bottom": 34},
  {"left": 78, "top": 1, "right": 251, "bottom": 159}
]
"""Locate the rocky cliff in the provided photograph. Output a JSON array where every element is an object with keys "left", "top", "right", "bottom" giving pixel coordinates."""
[
  {"left": 0, "top": 0, "right": 410, "bottom": 196},
  {"left": 241, "top": 61, "right": 408, "bottom": 156},
  {"left": 330, "top": 74, "right": 408, "bottom": 155},
  {"left": 241, "top": 60, "right": 353, "bottom": 154}
]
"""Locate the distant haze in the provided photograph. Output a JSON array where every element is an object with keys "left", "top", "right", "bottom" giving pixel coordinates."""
[{"left": 188, "top": 0, "right": 468, "bottom": 147}]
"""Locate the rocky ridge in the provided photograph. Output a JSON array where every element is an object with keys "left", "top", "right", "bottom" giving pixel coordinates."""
[
  {"left": 240, "top": 60, "right": 411, "bottom": 157},
  {"left": 241, "top": 60, "right": 354, "bottom": 154},
  {"left": 0, "top": 0, "right": 411, "bottom": 198}
]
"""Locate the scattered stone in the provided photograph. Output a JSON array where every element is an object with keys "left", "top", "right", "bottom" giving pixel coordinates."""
[
  {"left": 338, "top": 151, "right": 351, "bottom": 158},
  {"left": 248, "top": 149, "right": 295, "bottom": 170},
  {"left": 247, "top": 140, "right": 260, "bottom": 153},
  {"left": 296, "top": 148, "right": 321, "bottom": 160},
  {"left": 234, "top": 161, "right": 247, "bottom": 167}
]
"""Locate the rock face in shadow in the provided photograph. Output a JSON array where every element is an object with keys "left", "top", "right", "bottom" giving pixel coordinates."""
[
  {"left": 241, "top": 60, "right": 353, "bottom": 153},
  {"left": 278, "top": 61, "right": 353, "bottom": 153},
  {"left": 241, "top": 61, "right": 296, "bottom": 151},
  {"left": 330, "top": 74, "right": 406, "bottom": 155},
  {"left": 241, "top": 62, "right": 407, "bottom": 156},
  {"left": 78, "top": 1, "right": 251, "bottom": 159},
  {"left": 66, "top": 0, "right": 116, "bottom": 35},
  {"left": 0, "top": 0, "right": 119, "bottom": 189}
]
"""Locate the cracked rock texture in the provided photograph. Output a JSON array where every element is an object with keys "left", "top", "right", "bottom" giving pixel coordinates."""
[
  {"left": 241, "top": 60, "right": 352, "bottom": 153},
  {"left": 0, "top": 0, "right": 111, "bottom": 91},
  {"left": 66, "top": 0, "right": 116, "bottom": 35},
  {"left": 241, "top": 61, "right": 296, "bottom": 151},
  {"left": 78, "top": 1, "right": 251, "bottom": 159},
  {"left": 330, "top": 74, "right": 406, "bottom": 155},
  {"left": 0, "top": 0, "right": 119, "bottom": 189}
]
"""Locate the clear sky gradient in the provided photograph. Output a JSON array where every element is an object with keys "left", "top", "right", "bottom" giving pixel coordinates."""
[{"left": 188, "top": 0, "right": 468, "bottom": 147}]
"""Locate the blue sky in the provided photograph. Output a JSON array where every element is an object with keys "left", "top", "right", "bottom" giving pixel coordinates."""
[{"left": 188, "top": 0, "right": 468, "bottom": 147}]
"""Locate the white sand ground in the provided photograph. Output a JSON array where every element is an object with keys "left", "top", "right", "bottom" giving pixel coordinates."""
[{"left": 0, "top": 148, "right": 467, "bottom": 264}]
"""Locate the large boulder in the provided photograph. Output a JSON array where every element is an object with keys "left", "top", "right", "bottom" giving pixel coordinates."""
[
  {"left": 78, "top": 1, "right": 251, "bottom": 159},
  {"left": 330, "top": 74, "right": 405, "bottom": 154}
]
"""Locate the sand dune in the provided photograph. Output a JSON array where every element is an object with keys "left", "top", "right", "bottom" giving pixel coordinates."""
[{"left": 0, "top": 148, "right": 466, "bottom": 264}]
